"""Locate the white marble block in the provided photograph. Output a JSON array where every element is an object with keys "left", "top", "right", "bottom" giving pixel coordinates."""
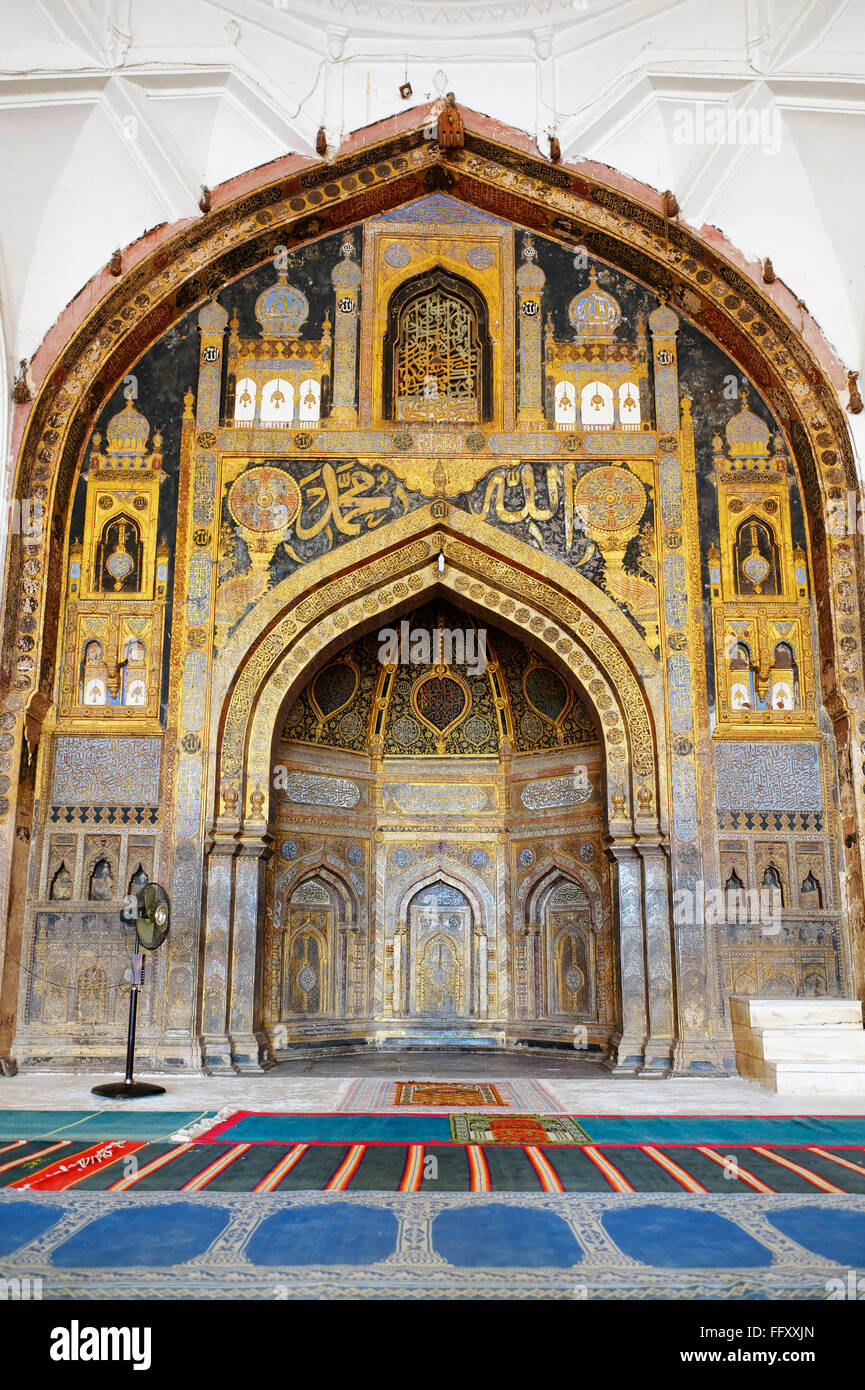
[{"left": 729, "top": 995, "right": 865, "bottom": 1095}]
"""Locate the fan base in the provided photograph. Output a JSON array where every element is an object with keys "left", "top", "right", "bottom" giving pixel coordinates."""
[{"left": 91, "top": 1081, "right": 167, "bottom": 1099}]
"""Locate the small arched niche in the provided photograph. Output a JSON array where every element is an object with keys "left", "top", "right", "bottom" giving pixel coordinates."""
[{"left": 382, "top": 267, "right": 493, "bottom": 424}]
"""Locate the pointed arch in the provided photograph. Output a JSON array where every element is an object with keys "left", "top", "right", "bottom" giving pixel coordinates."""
[
  {"left": 382, "top": 265, "right": 493, "bottom": 423},
  {"left": 518, "top": 856, "right": 603, "bottom": 933},
  {"left": 212, "top": 507, "right": 666, "bottom": 839},
  {"left": 272, "top": 853, "right": 361, "bottom": 927},
  {"left": 390, "top": 858, "right": 493, "bottom": 930}
]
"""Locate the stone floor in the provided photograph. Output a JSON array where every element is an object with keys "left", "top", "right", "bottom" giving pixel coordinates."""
[{"left": 3, "top": 1053, "right": 865, "bottom": 1114}]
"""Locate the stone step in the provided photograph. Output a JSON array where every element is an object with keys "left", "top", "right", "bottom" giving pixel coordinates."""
[
  {"left": 379, "top": 1035, "right": 502, "bottom": 1049},
  {"left": 735, "top": 1027, "right": 865, "bottom": 1063},
  {"left": 760, "top": 1060, "right": 865, "bottom": 1097},
  {"left": 730, "top": 995, "right": 863, "bottom": 1030},
  {"left": 730, "top": 996, "right": 865, "bottom": 1093}
]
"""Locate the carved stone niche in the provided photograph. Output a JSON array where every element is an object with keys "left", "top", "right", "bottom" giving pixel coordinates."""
[
  {"left": 126, "top": 837, "right": 155, "bottom": 895},
  {"left": 47, "top": 835, "right": 76, "bottom": 901},
  {"left": 719, "top": 842, "right": 748, "bottom": 894},
  {"left": 794, "top": 842, "right": 827, "bottom": 911},
  {"left": 83, "top": 835, "right": 121, "bottom": 902},
  {"left": 754, "top": 841, "right": 790, "bottom": 908}
]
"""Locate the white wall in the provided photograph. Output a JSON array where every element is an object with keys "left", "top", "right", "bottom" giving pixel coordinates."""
[{"left": 1, "top": 0, "right": 863, "bottom": 483}]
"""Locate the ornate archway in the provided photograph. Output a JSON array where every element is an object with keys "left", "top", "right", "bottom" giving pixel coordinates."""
[
  {"left": 197, "top": 514, "right": 674, "bottom": 1073},
  {"left": 2, "top": 104, "right": 861, "bottom": 1079}
]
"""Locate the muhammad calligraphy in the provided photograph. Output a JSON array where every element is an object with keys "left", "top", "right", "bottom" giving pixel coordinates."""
[{"left": 220, "top": 458, "right": 417, "bottom": 570}]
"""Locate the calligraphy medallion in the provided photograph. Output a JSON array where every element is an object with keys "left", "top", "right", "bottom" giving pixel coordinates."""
[
  {"left": 228, "top": 467, "right": 301, "bottom": 533},
  {"left": 574, "top": 466, "right": 645, "bottom": 532}
]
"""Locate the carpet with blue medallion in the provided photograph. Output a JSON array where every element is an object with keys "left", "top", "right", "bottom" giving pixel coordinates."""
[
  {"left": 1, "top": 1189, "right": 863, "bottom": 1299},
  {"left": 3, "top": 1107, "right": 865, "bottom": 1297}
]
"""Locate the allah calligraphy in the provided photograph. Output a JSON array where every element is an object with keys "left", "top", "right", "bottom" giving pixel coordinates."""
[
  {"left": 464, "top": 460, "right": 659, "bottom": 644},
  {"left": 469, "top": 460, "right": 602, "bottom": 572}
]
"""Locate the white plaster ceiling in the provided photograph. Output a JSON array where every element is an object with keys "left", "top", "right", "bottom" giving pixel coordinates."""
[{"left": 1, "top": 0, "right": 864, "bottom": 472}]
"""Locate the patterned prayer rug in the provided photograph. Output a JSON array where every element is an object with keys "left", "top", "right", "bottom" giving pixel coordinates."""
[
  {"left": 2, "top": 1189, "right": 864, "bottom": 1298},
  {"left": 450, "top": 1114, "right": 591, "bottom": 1145},
  {"left": 338, "top": 1078, "right": 561, "bottom": 1112},
  {"left": 396, "top": 1082, "right": 504, "bottom": 1106}
]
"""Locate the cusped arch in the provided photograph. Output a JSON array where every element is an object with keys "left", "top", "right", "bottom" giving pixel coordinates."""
[
  {"left": 271, "top": 854, "right": 362, "bottom": 928},
  {"left": 213, "top": 509, "right": 667, "bottom": 837},
  {"left": 382, "top": 264, "right": 494, "bottom": 422},
  {"left": 390, "top": 860, "right": 494, "bottom": 932},
  {"left": 516, "top": 854, "right": 604, "bottom": 934}
]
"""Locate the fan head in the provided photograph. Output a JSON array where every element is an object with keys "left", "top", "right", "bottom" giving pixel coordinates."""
[{"left": 135, "top": 882, "right": 170, "bottom": 950}]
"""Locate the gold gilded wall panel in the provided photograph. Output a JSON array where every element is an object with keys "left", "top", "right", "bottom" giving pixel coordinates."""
[
  {"left": 3, "top": 113, "right": 862, "bottom": 1072},
  {"left": 360, "top": 200, "right": 515, "bottom": 431}
]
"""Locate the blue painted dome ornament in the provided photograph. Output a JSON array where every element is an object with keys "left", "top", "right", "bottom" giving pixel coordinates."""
[
  {"left": 254, "top": 270, "right": 310, "bottom": 338},
  {"left": 568, "top": 267, "right": 621, "bottom": 340},
  {"left": 331, "top": 238, "right": 362, "bottom": 292}
]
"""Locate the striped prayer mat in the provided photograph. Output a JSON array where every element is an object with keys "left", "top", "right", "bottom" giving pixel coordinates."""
[{"left": 4, "top": 1135, "right": 865, "bottom": 1194}]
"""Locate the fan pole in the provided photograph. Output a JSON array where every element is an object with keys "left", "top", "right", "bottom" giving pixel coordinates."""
[{"left": 92, "top": 948, "right": 166, "bottom": 1099}]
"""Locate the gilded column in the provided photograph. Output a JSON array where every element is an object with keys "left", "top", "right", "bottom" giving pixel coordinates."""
[
  {"left": 329, "top": 237, "right": 362, "bottom": 426},
  {"left": 184, "top": 300, "right": 232, "bottom": 1068},
  {"left": 228, "top": 824, "right": 273, "bottom": 1071},
  {"left": 531, "top": 925, "right": 542, "bottom": 1017},
  {"left": 476, "top": 928, "right": 489, "bottom": 1015},
  {"left": 650, "top": 301, "right": 722, "bottom": 1071},
  {"left": 392, "top": 922, "right": 405, "bottom": 1016},
  {"left": 200, "top": 833, "right": 238, "bottom": 1073},
  {"left": 606, "top": 843, "right": 648, "bottom": 1072},
  {"left": 516, "top": 236, "right": 546, "bottom": 427},
  {"left": 637, "top": 840, "right": 674, "bottom": 1073},
  {"left": 515, "top": 928, "right": 530, "bottom": 1017}
]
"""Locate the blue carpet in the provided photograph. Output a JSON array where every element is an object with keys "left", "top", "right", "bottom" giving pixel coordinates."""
[
  {"left": 602, "top": 1205, "right": 774, "bottom": 1268},
  {"left": 764, "top": 1206, "right": 865, "bottom": 1264},
  {"left": 586, "top": 1116, "right": 865, "bottom": 1146},
  {"left": 0, "top": 1191, "right": 859, "bottom": 1297},
  {"left": 245, "top": 1202, "right": 398, "bottom": 1266},
  {"left": 432, "top": 1203, "right": 582, "bottom": 1267},
  {"left": 50, "top": 1202, "right": 230, "bottom": 1267},
  {"left": 0, "top": 1200, "right": 65, "bottom": 1255},
  {"left": 217, "top": 1113, "right": 455, "bottom": 1143}
]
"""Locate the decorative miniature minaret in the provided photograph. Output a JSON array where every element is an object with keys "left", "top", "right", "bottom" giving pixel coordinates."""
[
  {"left": 61, "top": 394, "right": 167, "bottom": 720},
  {"left": 515, "top": 236, "right": 546, "bottom": 428},
  {"left": 329, "top": 238, "right": 362, "bottom": 426}
]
